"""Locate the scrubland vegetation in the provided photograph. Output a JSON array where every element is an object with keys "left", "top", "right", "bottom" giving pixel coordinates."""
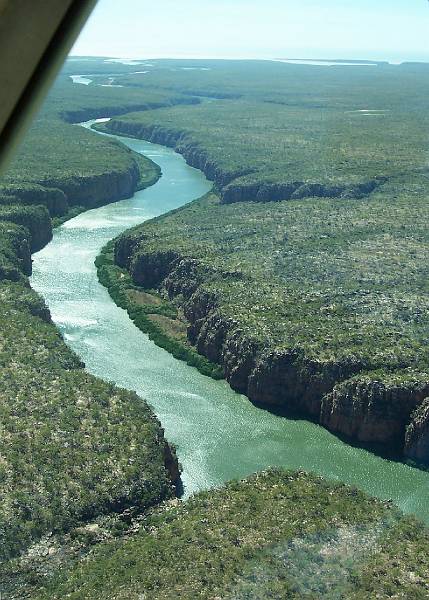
[
  {"left": 14, "top": 470, "right": 429, "bottom": 599},
  {"left": 116, "top": 186, "right": 429, "bottom": 381},
  {"left": 104, "top": 61, "right": 429, "bottom": 205},
  {"left": 0, "top": 282, "right": 176, "bottom": 562}
]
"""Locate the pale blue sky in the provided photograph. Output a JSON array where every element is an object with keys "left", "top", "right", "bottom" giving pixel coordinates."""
[{"left": 71, "top": 0, "right": 429, "bottom": 62}]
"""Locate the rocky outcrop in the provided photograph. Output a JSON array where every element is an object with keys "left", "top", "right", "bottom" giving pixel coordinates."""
[
  {"left": 0, "top": 223, "right": 32, "bottom": 282},
  {"left": 104, "top": 119, "right": 383, "bottom": 204},
  {"left": 116, "top": 242, "right": 429, "bottom": 462},
  {"left": 247, "top": 351, "right": 362, "bottom": 417},
  {"left": 405, "top": 398, "right": 429, "bottom": 463},
  {"left": 221, "top": 179, "right": 382, "bottom": 204},
  {"left": 42, "top": 164, "right": 140, "bottom": 209},
  {"left": 130, "top": 250, "right": 181, "bottom": 289},
  {"left": 0, "top": 184, "right": 69, "bottom": 217},
  {"left": 321, "top": 379, "right": 429, "bottom": 447},
  {"left": 0, "top": 142, "right": 147, "bottom": 285},
  {"left": 114, "top": 231, "right": 143, "bottom": 269},
  {"left": 0, "top": 205, "right": 52, "bottom": 252},
  {"left": 162, "top": 439, "right": 181, "bottom": 489}
]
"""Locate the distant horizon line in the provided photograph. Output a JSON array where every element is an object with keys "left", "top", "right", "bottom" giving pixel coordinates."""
[{"left": 67, "top": 54, "right": 429, "bottom": 65}]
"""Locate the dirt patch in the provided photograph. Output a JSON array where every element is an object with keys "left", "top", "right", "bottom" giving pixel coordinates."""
[
  {"left": 127, "top": 289, "right": 162, "bottom": 307},
  {"left": 147, "top": 314, "right": 188, "bottom": 342}
]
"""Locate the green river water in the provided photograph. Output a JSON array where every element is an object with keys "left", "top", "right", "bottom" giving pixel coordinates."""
[{"left": 31, "top": 120, "right": 429, "bottom": 522}]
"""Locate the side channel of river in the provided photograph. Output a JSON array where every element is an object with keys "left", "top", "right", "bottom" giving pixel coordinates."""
[{"left": 31, "top": 119, "right": 429, "bottom": 522}]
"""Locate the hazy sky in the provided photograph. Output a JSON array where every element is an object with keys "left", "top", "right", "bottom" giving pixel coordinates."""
[{"left": 71, "top": 0, "right": 429, "bottom": 62}]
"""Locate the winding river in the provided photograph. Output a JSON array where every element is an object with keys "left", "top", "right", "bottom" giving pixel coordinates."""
[{"left": 31, "top": 120, "right": 429, "bottom": 522}]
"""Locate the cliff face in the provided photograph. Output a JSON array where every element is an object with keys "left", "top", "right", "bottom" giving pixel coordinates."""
[
  {"left": 221, "top": 179, "right": 381, "bottom": 204},
  {"left": 0, "top": 132, "right": 150, "bottom": 286},
  {"left": 0, "top": 205, "right": 53, "bottom": 253},
  {"left": 162, "top": 437, "right": 181, "bottom": 487},
  {"left": 405, "top": 399, "right": 429, "bottom": 463},
  {"left": 0, "top": 142, "right": 146, "bottom": 283},
  {"left": 116, "top": 245, "right": 429, "bottom": 462},
  {"left": 0, "top": 184, "right": 69, "bottom": 217},
  {"left": 321, "top": 379, "right": 429, "bottom": 447},
  {"left": 106, "top": 120, "right": 245, "bottom": 188},
  {"left": 44, "top": 164, "right": 139, "bottom": 209},
  {"left": 0, "top": 223, "right": 32, "bottom": 282},
  {"left": 104, "top": 119, "right": 381, "bottom": 204}
]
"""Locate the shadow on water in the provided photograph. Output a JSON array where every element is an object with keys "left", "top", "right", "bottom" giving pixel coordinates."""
[{"left": 251, "top": 399, "right": 412, "bottom": 465}]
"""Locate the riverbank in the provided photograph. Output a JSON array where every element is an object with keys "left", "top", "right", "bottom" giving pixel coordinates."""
[{"left": 95, "top": 239, "right": 223, "bottom": 379}]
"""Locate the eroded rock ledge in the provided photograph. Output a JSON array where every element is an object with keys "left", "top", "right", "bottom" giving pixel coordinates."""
[{"left": 115, "top": 238, "right": 429, "bottom": 464}]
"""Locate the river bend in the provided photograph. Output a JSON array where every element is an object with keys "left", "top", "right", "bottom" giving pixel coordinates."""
[{"left": 31, "top": 120, "right": 429, "bottom": 522}]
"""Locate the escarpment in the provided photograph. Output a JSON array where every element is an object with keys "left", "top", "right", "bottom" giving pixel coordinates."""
[
  {"left": 0, "top": 222, "right": 32, "bottom": 282},
  {"left": 405, "top": 399, "right": 429, "bottom": 463},
  {"left": 104, "top": 119, "right": 246, "bottom": 187},
  {"left": 0, "top": 164, "right": 143, "bottom": 281},
  {"left": 44, "top": 164, "right": 140, "bottom": 209},
  {"left": 61, "top": 96, "right": 201, "bottom": 124},
  {"left": 0, "top": 184, "right": 69, "bottom": 217},
  {"left": 320, "top": 378, "right": 429, "bottom": 449},
  {"left": 0, "top": 117, "right": 162, "bottom": 282},
  {"left": 221, "top": 178, "right": 381, "bottom": 204},
  {"left": 115, "top": 239, "right": 429, "bottom": 463},
  {"left": 0, "top": 205, "right": 52, "bottom": 253},
  {"left": 102, "top": 118, "right": 382, "bottom": 204}
]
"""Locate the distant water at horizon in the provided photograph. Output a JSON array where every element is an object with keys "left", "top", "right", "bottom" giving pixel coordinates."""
[
  {"left": 273, "top": 59, "right": 379, "bottom": 67},
  {"left": 67, "top": 55, "right": 429, "bottom": 67}
]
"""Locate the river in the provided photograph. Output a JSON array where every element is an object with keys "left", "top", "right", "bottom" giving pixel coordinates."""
[{"left": 31, "top": 120, "right": 429, "bottom": 522}]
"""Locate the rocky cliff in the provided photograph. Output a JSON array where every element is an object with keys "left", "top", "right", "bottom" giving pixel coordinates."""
[
  {"left": 405, "top": 399, "right": 429, "bottom": 463},
  {"left": 0, "top": 205, "right": 52, "bottom": 252},
  {"left": 103, "top": 119, "right": 382, "bottom": 203},
  {"left": 61, "top": 96, "right": 201, "bottom": 125},
  {"left": 43, "top": 164, "right": 140, "bottom": 209},
  {"left": 116, "top": 244, "right": 429, "bottom": 463},
  {"left": 105, "top": 120, "right": 245, "bottom": 188},
  {"left": 0, "top": 184, "right": 69, "bottom": 217},
  {"left": 321, "top": 378, "right": 429, "bottom": 450},
  {"left": 221, "top": 178, "right": 382, "bottom": 204}
]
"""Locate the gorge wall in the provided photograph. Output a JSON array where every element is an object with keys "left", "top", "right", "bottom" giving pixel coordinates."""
[
  {"left": 114, "top": 239, "right": 429, "bottom": 465},
  {"left": 103, "top": 119, "right": 383, "bottom": 204}
]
